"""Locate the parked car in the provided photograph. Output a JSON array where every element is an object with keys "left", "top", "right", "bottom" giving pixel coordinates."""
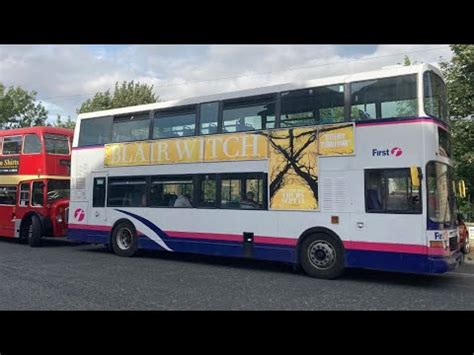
[{"left": 457, "top": 213, "right": 470, "bottom": 254}]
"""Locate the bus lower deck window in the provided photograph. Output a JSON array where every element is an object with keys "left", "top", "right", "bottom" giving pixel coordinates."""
[
  {"left": 150, "top": 178, "right": 194, "bottom": 208},
  {"left": 107, "top": 178, "right": 147, "bottom": 207},
  {"left": 365, "top": 168, "right": 421, "bottom": 214}
]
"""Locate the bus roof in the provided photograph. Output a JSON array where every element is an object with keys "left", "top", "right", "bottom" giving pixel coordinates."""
[
  {"left": 0, "top": 126, "right": 74, "bottom": 138},
  {"left": 77, "top": 63, "right": 442, "bottom": 121}
]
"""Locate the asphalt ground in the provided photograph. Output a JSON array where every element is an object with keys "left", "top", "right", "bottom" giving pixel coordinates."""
[{"left": 0, "top": 237, "right": 473, "bottom": 310}]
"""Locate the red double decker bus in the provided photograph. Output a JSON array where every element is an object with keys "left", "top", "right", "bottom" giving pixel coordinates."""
[{"left": 0, "top": 127, "right": 73, "bottom": 246}]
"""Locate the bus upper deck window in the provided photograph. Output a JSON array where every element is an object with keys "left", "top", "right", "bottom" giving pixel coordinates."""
[
  {"left": 280, "top": 85, "right": 345, "bottom": 127},
  {"left": 44, "top": 134, "right": 70, "bottom": 154},
  {"left": 153, "top": 108, "right": 196, "bottom": 139},
  {"left": 200, "top": 102, "right": 219, "bottom": 135},
  {"left": 23, "top": 134, "right": 42, "bottom": 154},
  {"left": 78, "top": 116, "right": 113, "bottom": 147},
  {"left": 222, "top": 94, "right": 276, "bottom": 133},
  {"left": 2, "top": 136, "right": 22, "bottom": 155},
  {"left": 350, "top": 75, "right": 418, "bottom": 120},
  {"left": 112, "top": 113, "right": 150, "bottom": 143},
  {"left": 424, "top": 71, "right": 448, "bottom": 122}
]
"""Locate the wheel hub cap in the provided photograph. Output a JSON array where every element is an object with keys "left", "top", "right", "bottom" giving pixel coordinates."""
[
  {"left": 308, "top": 241, "right": 336, "bottom": 269},
  {"left": 117, "top": 228, "right": 132, "bottom": 250}
]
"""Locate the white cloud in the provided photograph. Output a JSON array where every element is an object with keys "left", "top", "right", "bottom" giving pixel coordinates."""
[{"left": 0, "top": 44, "right": 453, "bottom": 119}]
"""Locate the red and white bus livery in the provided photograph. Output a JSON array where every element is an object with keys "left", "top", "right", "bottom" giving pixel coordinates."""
[
  {"left": 68, "top": 63, "right": 462, "bottom": 278},
  {"left": 0, "top": 127, "right": 73, "bottom": 246}
]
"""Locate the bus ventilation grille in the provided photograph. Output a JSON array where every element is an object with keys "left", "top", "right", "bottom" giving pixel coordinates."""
[{"left": 449, "top": 236, "right": 458, "bottom": 251}]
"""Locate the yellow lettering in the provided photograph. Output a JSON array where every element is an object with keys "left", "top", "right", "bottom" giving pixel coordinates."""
[
  {"left": 156, "top": 143, "right": 170, "bottom": 162},
  {"left": 121, "top": 145, "right": 132, "bottom": 163},
  {"left": 241, "top": 134, "right": 260, "bottom": 157},
  {"left": 111, "top": 145, "right": 122, "bottom": 165},
  {"left": 134, "top": 143, "right": 147, "bottom": 163},
  {"left": 176, "top": 140, "right": 195, "bottom": 161},
  {"left": 222, "top": 136, "right": 240, "bottom": 158},
  {"left": 206, "top": 137, "right": 223, "bottom": 160}
]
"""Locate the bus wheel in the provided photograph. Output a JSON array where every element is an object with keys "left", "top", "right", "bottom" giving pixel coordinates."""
[
  {"left": 463, "top": 240, "right": 470, "bottom": 254},
  {"left": 27, "top": 215, "right": 43, "bottom": 248},
  {"left": 111, "top": 222, "right": 138, "bottom": 257},
  {"left": 299, "top": 233, "right": 345, "bottom": 279}
]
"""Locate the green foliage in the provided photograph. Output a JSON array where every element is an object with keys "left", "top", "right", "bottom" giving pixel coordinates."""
[
  {"left": 78, "top": 81, "right": 159, "bottom": 114},
  {"left": 0, "top": 83, "right": 48, "bottom": 129},
  {"left": 441, "top": 45, "right": 474, "bottom": 218},
  {"left": 399, "top": 55, "right": 418, "bottom": 66},
  {"left": 54, "top": 114, "right": 76, "bottom": 129},
  {"left": 440, "top": 45, "right": 474, "bottom": 118},
  {"left": 396, "top": 99, "right": 418, "bottom": 117}
]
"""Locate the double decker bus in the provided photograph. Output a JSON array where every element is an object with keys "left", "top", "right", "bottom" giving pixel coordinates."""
[
  {"left": 68, "top": 63, "right": 462, "bottom": 279},
  {"left": 0, "top": 127, "right": 73, "bottom": 246}
]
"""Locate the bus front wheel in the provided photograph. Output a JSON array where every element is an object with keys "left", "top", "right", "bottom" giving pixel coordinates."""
[
  {"left": 299, "top": 233, "right": 345, "bottom": 279},
  {"left": 27, "top": 215, "right": 43, "bottom": 247},
  {"left": 111, "top": 222, "right": 138, "bottom": 257}
]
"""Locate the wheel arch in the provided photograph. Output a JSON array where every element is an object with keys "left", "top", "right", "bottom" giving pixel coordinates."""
[
  {"left": 109, "top": 218, "right": 137, "bottom": 244},
  {"left": 296, "top": 226, "right": 345, "bottom": 265},
  {"left": 19, "top": 211, "right": 48, "bottom": 237}
]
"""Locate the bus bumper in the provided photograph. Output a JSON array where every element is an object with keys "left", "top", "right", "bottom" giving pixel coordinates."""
[{"left": 428, "top": 250, "right": 463, "bottom": 273}]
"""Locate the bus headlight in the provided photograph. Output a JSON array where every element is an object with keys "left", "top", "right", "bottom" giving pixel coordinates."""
[{"left": 56, "top": 215, "right": 63, "bottom": 223}]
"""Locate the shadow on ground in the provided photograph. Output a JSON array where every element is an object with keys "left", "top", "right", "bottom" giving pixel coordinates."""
[
  {"left": 0, "top": 237, "right": 87, "bottom": 248},
  {"left": 77, "top": 243, "right": 454, "bottom": 287}
]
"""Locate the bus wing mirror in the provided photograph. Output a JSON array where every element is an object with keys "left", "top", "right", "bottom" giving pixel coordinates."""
[{"left": 410, "top": 166, "right": 421, "bottom": 187}]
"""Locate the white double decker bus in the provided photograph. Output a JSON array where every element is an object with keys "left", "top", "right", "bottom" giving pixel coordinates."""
[{"left": 68, "top": 63, "right": 462, "bottom": 279}]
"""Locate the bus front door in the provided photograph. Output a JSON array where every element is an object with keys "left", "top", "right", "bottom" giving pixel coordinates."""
[
  {"left": 89, "top": 173, "right": 108, "bottom": 228},
  {"left": 0, "top": 185, "right": 17, "bottom": 237}
]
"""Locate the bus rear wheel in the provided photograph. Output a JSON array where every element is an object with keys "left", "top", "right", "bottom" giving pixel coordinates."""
[
  {"left": 299, "top": 233, "right": 345, "bottom": 279},
  {"left": 27, "top": 215, "right": 43, "bottom": 247},
  {"left": 111, "top": 222, "right": 138, "bottom": 257}
]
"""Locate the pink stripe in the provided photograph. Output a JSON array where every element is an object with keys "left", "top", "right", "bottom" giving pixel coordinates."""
[
  {"left": 67, "top": 224, "right": 450, "bottom": 256},
  {"left": 348, "top": 240, "right": 427, "bottom": 254},
  {"left": 165, "top": 230, "right": 297, "bottom": 246},
  {"left": 345, "top": 240, "right": 449, "bottom": 256},
  {"left": 357, "top": 118, "right": 446, "bottom": 128},
  {"left": 254, "top": 236, "right": 297, "bottom": 246}
]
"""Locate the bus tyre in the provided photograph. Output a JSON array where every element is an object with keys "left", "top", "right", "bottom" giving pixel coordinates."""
[
  {"left": 111, "top": 222, "right": 138, "bottom": 257},
  {"left": 299, "top": 233, "right": 345, "bottom": 279},
  {"left": 463, "top": 240, "right": 470, "bottom": 255},
  {"left": 27, "top": 215, "right": 43, "bottom": 248}
]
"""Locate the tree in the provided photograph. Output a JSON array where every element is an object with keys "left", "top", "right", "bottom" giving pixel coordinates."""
[
  {"left": 440, "top": 45, "right": 474, "bottom": 118},
  {"left": 0, "top": 83, "right": 48, "bottom": 129},
  {"left": 398, "top": 55, "right": 418, "bottom": 66},
  {"left": 54, "top": 114, "right": 76, "bottom": 129},
  {"left": 78, "top": 81, "right": 159, "bottom": 114},
  {"left": 440, "top": 45, "right": 474, "bottom": 218}
]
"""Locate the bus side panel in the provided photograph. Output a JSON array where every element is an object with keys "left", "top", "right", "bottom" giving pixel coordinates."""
[
  {"left": 0, "top": 205, "right": 15, "bottom": 238},
  {"left": 110, "top": 208, "right": 298, "bottom": 263},
  {"left": 138, "top": 235, "right": 296, "bottom": 263}
]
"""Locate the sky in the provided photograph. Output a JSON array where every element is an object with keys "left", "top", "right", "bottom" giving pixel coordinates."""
[{"left": 0, "top": 45, "right": 453, "bottom": 124}]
